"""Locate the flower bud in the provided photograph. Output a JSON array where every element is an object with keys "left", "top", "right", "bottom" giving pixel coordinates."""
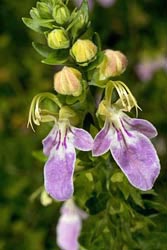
[
  {"left": 37, "top": 2, "right": 51, "bottom": 19},
  {"left": 47, "top": 29, "right": 70, "bottom": 49},
  {"left": 97, "top": 49, "right": 128, "bottom": 80},
  {"left": 53, "top": 4, "right": 70, "bottom": 25},
  {"left": 71, "top": 39, "right": 97, "bottom": 66},
  {"left": 54, "top": 66, "right": 82, "bottom": 96},
  {"left": 30, "top": 8, "right": 40, "bottom": 19},
  {"left": 71, "top": 13, "right": 89, "bottom": 40}
]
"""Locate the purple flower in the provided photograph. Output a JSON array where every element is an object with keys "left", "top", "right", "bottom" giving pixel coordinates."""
[
  {"left": 42, "top": 120, "right": 93, "bottom": 201},
  {"left": 56, "top": 199, "right": 88, "bottom": 250},
  {"left": 93, "top": 104, "right": 160, "bottom": 190},
  {"left": 97, "top": 0, "right": 116, "bottom": 8},
  {"left": 135, "top": 56, "right": 167, "bottom": 81},
  {"left": 74, "top": 0, "right": 116, "bottom": 10}
]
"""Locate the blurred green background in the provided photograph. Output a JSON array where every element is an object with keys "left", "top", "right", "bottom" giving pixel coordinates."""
[{"left": 0, "top": 0, "right": 167, "bottom": 249}]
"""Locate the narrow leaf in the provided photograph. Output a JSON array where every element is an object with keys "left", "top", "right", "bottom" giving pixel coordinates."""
[
  {"left": 32, "top": 42, "right": 54, "bottom": 57},
  {"left": 42, "top": 49, "right": 69, "bottom": 65},
  {"left": 22, "top": 17, "right": 43, "bottom": 33}
]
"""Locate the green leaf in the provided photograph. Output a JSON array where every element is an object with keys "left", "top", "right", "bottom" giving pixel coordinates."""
[
  {"left": 139, "top": 232, "right": 167, "bottom": 250},
  {"left": 35, "top": 18, "right": 55, "bottom": 29},
  {"left": 42, "top": 49, "right": 69, "bottom": 65},
  {"left": 93, "top": 32, "right": 102, "bottom": 51},
  {"left": 86, "top": 192, "right": 109, "bottom": 214},
  {"left": 22, "top": 17, "right": 55, "bottom": 33},
  {"left": 111, "top": 172, "right": 124, "bottom": 183},
  {"left": 74, "top": 172, "right": 94, "bottom": 207},
  {"left": 22, "top": 17, "right": 43, "bottom": 33},
  {"left": 90, "top": 124, "right": 99, "bottom": 138},
  {"left": 144, "top": 200, "right": 167, "bottom": 213},
  {"left": 32, "top": 150, "right": 47, "bottom": 163},
  {"left": 109, "top": 199, "right": 124, "bottom": 215},
  {"left": 32, "top": 42, "right": 54, "bottom": 57},
  {"left": 130, "top": 188, "right": 144, "bottom": 208}
]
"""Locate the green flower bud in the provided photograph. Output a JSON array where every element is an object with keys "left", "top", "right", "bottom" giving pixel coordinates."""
[
  {"left": 30, "top": 7, "right": 40, "bottom": 19},
  {"left": 69, "top": 0, "right": 89, "bottom": 41},
  {"left": 54, "top": 66, "right": 82, "bottom": 96},
  {"left": 47, "top": 29, "right": 70, "bottom": 49},
  {"left": 97, "top": 49, "right": 128, "bottom": 80},
  {"left": 53, "top": 4, "right": 70, "bottom": 25},
  {"left": 71, "top": 13, "right": 89, "bottom": 40},
  {"left": 70, "top": 39, "right": 97, "bottom": 66},
  {"left": 37, "top": 2, "right": 51, "bottom": 19}
]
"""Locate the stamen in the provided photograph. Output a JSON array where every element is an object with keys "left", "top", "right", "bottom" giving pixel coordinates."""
[
  {"left": 120, "top": 85, "right": 131, "bottom": 111},
  {"left": 113, "top": 83, "right": 126, "bottom": 108},
  {"left": 27, "top": 93, "right": 61, "bottom": 131},
  {"left": 113, "top": 81, "right": 140, "bottom": 116}
]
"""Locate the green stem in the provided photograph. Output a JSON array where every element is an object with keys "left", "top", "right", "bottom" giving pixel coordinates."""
[{"left": 105, "top": 80, "right": 114, "bottom": 106}]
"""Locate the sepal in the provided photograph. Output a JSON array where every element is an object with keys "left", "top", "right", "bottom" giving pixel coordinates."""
[{"left": 42, "top": 49, "right": 69, "bottom": 65}]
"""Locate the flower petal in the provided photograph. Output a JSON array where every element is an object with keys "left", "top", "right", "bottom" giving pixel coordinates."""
[
  {"left": 44, "top": 142, "right": 76, "bottom": 201},
  {"left": 97, "top": 0, "right": 116, "bottom": 8},
  {"left": 56, "top": 212, "right": 81, "bottom": 250},
  {"left": 57, "top": 199, "right": 87, "bottom": 250},
  {"left": 42, "top": 125, "right": 58, "bottom": 156},
  {"left": 110, "top": 128, "right": 160, "bottom": 191},
  {"left": 71, "top": 127, "right": 93, "bottom": 151},
  {"left": 92, "top": 121, "right": 113, "bottom": 156},
  {"left": 123, "top": 114, "right": 157, "bottom": 138}
]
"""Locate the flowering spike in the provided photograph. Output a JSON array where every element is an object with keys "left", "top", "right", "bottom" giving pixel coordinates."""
[{"left": 23, "top": 1, "right": 161, "bottom": 241}]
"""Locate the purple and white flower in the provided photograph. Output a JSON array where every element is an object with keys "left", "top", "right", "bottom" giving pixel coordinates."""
[
  {"left": 93, "top": 103, "right": 160, "bottom": 190},
  {"left": 74, "top": 0, "right": 116, "bottom": 10},
  {"left": 43, "top": 120, "right": 93, "bottom": 201},
  {"left": 135, "top": 56, "right": 167, "bottom": 81},
  {"left": 56, "top": 199, "right": 88, "bottom": 250}
]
